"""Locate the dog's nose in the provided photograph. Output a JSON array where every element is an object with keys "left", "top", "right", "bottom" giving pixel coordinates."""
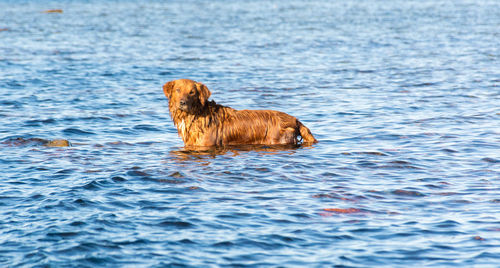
[{"left": 179, "top": 100, "right": 186, "bottom": 106}]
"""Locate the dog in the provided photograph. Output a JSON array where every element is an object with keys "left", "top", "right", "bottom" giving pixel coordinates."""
[{"left": 163, "top": 79, "right": 317, "bottom": 147}]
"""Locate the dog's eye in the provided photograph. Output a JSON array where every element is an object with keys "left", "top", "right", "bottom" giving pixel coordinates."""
[{"left": 189, "top": 89, "right": 195, "bottom": 95}]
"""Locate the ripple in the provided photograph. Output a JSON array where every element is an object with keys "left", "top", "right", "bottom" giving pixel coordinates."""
[
  {"left": 62, "top": 128, "right": 96, "bottom": 136},
  {"left": 322, "top": 208, "right": 364, "bottom": 214},
  {"left": 114, "top": 238, "right": 151, "bottom": 246},
  {"left": 355, "top": 151, "right": 388, "bottom": 156},
  {"left": 46, "top": 231, "right": 80, "bottom": 239},
  {"left": 158, "top": 218, "right": 194, "bottom": 229},
  {"left": 434, "top": 220, "right": 461, "bottom": 228},
  {"left": 73, "top": 198, "right": 98, "bottom": 207},
  {"left": 212, "top": 241, "right": 234, "bottom": 248},
  {"left": 176, "top": 238, "right": 196, "bottom": 245},
  {"left": 81, "top": 180, "right": 106, "bottom": 191},
  {"left": 392, "top": 189, "right": 426, "bottom": 197},
  {"left": 69, "top": 221, "right": 87, "bottom": 227},
  {"left": 132, "top": 124, "right": 161, "bottom": 132},
  {"left": 23, "top": 118, "right": 57, "bottom": 126},
  {"left": 482, "top": 157, "right": 499, "bottom": 164},
  {"left": 126, "top": 170, "right": 150, "bottom": 178},
  {"left": 111, "top": 176, "right": 126, "bottom": 182}
]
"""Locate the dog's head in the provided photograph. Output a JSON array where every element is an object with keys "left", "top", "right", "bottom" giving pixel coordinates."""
[{"left": 163, "top": 79, "right": 211, "bottom": 113}]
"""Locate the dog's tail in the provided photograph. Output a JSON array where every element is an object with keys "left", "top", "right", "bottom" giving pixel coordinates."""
[{"left": 298, "top": 121, "right": 318, "bottom": 144}]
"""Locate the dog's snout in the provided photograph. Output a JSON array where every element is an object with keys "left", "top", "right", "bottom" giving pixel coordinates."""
[{"left": 178, "top": 99, "right": 188, "bottom": 110}]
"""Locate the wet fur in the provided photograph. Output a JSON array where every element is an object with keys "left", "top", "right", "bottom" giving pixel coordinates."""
[{"left": 163, "top": 79, "right": 317, "bottom": 147}]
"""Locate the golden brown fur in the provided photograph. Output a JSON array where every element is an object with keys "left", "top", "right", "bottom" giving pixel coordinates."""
[{"left": 163, "top": 79, "right": 317, "bottom": 147}]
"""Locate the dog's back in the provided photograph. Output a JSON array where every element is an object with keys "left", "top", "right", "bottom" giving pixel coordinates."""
[{"left": 223, "top": 110, "right": 316, "bottom": 145}]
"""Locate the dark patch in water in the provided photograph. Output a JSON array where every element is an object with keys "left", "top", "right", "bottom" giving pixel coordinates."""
[
  {"left": 63, "top": 128, "right": 96, "bottom": 136},
  {"left": 132, "top": 124, "right": 161, "bottom": 132},
  {"left": 24, "top": 118, "right": 57, "bottom": 126},
  {"left": 482, "top": 158, "right": 499, "bottom": 163},
  {"left": 392, "top": 189, "right": 425, "bottom": 197},
  {"left": 126, "top": 170, "right": 150, "bottom": 177},
  {"left": 159, "top": 219, "right": 194, "bottom": 229}
]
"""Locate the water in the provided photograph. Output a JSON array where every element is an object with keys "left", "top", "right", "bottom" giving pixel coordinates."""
[{"left": 1, "top": 0, "right": 499, "bottom": 266}]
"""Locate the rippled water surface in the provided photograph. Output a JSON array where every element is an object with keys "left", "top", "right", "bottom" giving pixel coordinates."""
[{"left": 1, "top": 0, "right": 500, "bottom": 266}]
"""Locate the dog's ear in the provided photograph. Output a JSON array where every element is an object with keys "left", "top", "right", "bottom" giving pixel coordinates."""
[
  {"left": 163, "top": 81, "right": 174, "bottom": 99},
  {"left": 196, "top": 82, "right": 211, "bottom": 107}
]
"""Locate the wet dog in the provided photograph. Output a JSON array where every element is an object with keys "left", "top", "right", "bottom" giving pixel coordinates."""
[{"left": 163, "top": 79, "right": 317, "bottom": 147}]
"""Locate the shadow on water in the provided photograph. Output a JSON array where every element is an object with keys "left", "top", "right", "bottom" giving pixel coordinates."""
[{"left": 169, "top": 143, "right": 314, "bottom": 160}]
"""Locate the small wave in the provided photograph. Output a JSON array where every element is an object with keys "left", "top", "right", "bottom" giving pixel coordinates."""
[
  {"left": 81, "top": 180, "right": 108, "bottom": 191},
  {"left": 378, "top": 161, "right": 423, "bottom": 170},
  {"left": 482, "top": 157, "right": 499, "bottom": 163},
  {"left": 402, "top": 82, "right": 440, "bottom": 88},
  {"left": 434, "top": 220, "right": 460, "bottom": 228},
  {"left": 132, "top": 124, "right": 161, "bottom": 132},
  {"left": 126, "top": 170, "right": 150, "bottom": 177},
  {"left": 24, "top": 118, "right": 57, "bottom": 126},
  {"left": 60, "top": 116, "right": 112, "bottom": 122},
  {"left": 266, "top": 234, "right": 305, "bottom": 243},
  {"left": 176, "top": 239, "right": 197, "bottom": 244},
  {"left": 233, "top": 238, "right": 286, "bottom": 250},
  {"left": 158, "top": 219, "right": 194, "bottom": 229},
  {"left": 392, "top": 189, "right": 425, "bottom": 197},
  {"left": 111, "top": 176, "right": 126, "bottom": 182},
  {"left": 354, "top": 151, "right": 388, "bottom": 156},
  {"left": 322, "top": 208, "right": 364, "bottom": 214},
  {"left": 212, "top": 241, "right": 234, "bottom": 247},
  {"left": 73, "top": 198, "right": 98, "bottom": 207},
  {"left": 62, "top": 128, "right": 96, "bottom": 136},
  {"left": 46, "top": 231, "right": 80, "bottom": 239},
  {"left": 114, "top": 238, "right": 150, "bottom": 246}
]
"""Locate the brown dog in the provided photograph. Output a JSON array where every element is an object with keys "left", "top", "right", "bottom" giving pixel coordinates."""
[{"left": 163, "top": 79, "right": 317, "bottom": 147}]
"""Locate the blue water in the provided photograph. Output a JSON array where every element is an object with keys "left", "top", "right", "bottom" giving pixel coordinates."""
[{"left": 1, "top": 0, "right": 500, "bottom": 266}]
